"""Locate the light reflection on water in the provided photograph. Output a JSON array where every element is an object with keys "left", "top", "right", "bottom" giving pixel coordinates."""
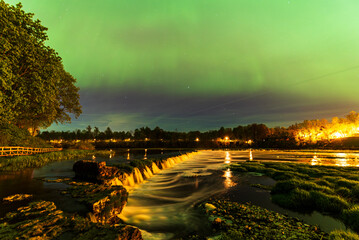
[
  {"left": 120, "top": 150, "right": 358, "bottom": 239},
  {"left": 1, "top": 149, "right": 359, "bottom": 239}
]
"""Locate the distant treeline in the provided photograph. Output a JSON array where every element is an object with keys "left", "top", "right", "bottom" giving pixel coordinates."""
[
  {"left": 39, "top": 124, "right": 296, "bottom": 149},
  {"left": 38, "top": 111, "right": 359, "bottom": 149}
]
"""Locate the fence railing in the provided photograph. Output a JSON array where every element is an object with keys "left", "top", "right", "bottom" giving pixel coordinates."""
[{"left": 0, "top": 147, "right": 62, "bottom": 157}]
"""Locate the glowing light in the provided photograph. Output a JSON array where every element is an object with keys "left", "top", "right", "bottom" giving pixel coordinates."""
[
  {"left": 246, "top": 140, "right": 253, "bottom": 145},
  {"left": 223, "top": 168, "right": 236, "bottom": 188},
  {"left": 295, "top": 116, "right": 359, "bottom": 143},
  {"left": 225, "top": 151, "right": 231, "bottom": 164},
  {"left": 311, "top": 154, "right": 318, "bottom": 165},
  {"left": 195, "top": 138, "right": 200, "bottom": 142},
  {"left": 336, "top": 159, "right": 349, "bottom": 167},
  {"left": 224, "top": 137, "right": 229, "bottom": 141},
  {"left": 336, "top": 153, "right": 347, "bottom": 158}
]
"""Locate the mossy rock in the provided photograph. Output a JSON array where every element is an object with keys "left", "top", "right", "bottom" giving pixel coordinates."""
[{"left": 0, "top": 201, "right": 143, "bottom": 240}]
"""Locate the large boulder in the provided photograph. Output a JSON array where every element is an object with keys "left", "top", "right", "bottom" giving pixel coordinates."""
[
  {"left": 73, "top": 160, "right": 122, "bottom": 184},
  {"left": 66, "top": 182, "right": 128, "bottom": 224}
]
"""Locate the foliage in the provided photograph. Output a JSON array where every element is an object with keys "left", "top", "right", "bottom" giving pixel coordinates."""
[
  {"left": 0, "top": 1, "right": 81, "bottom": 129},
  {"left": 0, "top": 121, "right": 49, "bottom": 147},
  {"left": 0, "top": 149, "right": 111, "bottom": 172},
  {"left": 71, "top": 142, "right": 95, "bottom": 150}
]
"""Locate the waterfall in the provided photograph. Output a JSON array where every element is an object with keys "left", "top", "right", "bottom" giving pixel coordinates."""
[
  {"left": 121, "top": 152, "right": 198, "bottom": 188},
  {"left": 143, "top": 166, "right": 153, "bottom": 179},
  {"left": 133, "top": 168, "right": 144, "bottom": 183},
  {"left": 151, "top": 162, "right": 161, "bottom": 174},
  {"left": 123, "top": 173, "right": 135, "bottom": 187},
  {"left": 110, "top": 178, "right": 123, "bottom": 186}
]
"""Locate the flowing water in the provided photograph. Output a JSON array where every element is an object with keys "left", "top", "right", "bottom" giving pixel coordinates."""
[
  {"left": 119, "top": 150, "right": 359, "bottom": 239},
  {"left": 0, "top": 149, "right": 185, "bottom": 217},
  {"left": 1, "top": 149, "right": 359, "bottom": 239}
]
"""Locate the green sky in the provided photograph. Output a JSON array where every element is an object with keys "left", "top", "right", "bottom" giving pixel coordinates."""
[{"left": 5, "top": 0, "right": 359, "bottom": 130}]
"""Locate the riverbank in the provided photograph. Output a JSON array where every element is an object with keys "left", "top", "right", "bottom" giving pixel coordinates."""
[
  {"left": 0, "top": 152, "right": 199, "bottom": 239},
  {"left": 0, "top": 149, "right": 111, "bottom": 172},
  {"left": 226, "top": 161, "right": 359, "bottom": 237}
]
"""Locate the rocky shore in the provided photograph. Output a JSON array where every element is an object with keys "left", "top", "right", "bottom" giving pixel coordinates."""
[{"left": 0, "top": 152, "right": 198, "bottom": 239}]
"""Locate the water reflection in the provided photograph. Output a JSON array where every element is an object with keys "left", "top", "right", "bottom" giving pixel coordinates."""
[
  {"left": 225, "top": 151, "right": 231, "bottom": 164},
  {"left": 311, "top": 154, "right": 319, "bottom": 166},
  {"left": 223, "top": 168, "right": 236, "bottom": 188},
  {"left": 249, "top": 149, "right": 253, "bottom": 161},
  {"left": 334, "top": 153, "right": 349, "bottom": 167}
]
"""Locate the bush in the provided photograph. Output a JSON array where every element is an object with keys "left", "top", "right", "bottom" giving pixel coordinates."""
[
  {"left": 0, "top": 122, "right": 49, "bottom": 147},
  {"left": 72, "top": 142, "right": 95, "bottom": 150}
]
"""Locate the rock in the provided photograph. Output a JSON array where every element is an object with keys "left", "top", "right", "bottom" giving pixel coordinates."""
[
  {"left": 66, "top": 182, "right": 128, "bottom": 224},
  {"left": 118, "top": 225, "right": 143, "bottom": 240},
  {"left": 73, "top": 160, "right": 123, "bottom": 184},
  {"left": 204, "top": 203, "right": 217, "bottom": 211},
  {"left": 3, "top": 194, "right": 32, "bottom": 202},
  {"left": 0, "top": 200, "right": 143, "bottom": 240}
]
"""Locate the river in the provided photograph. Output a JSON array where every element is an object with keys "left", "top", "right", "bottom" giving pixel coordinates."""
[{"left": 1, "top": 149, "right": 359, "bottom": 239}]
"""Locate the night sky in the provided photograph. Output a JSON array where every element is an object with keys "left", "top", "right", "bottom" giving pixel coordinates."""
[{"left": 7, "top": 0, "right": 359, "bottom": 131}]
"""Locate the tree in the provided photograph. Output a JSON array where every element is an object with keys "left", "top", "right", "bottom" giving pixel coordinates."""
[
  {"left": 93, "top": 127, "right": 100, "bottom": 138},
  {"left": 0, "top": 1, "right": 81, "bottom": 131}
]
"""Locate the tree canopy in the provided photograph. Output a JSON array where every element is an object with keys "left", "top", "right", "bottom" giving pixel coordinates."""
[{"left": 0, "top": 1, "right": 81, "bottom": 130}]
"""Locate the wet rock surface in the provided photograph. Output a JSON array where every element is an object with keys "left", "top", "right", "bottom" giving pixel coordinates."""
[
  {"left": 0, "top": 200, "right": 143, "bottom": 240},
  {"left": 73, "top": 160, "right": 123, "bottom": 184},
  {"left": 63, "top": 181, "right": 128, "bottom": 224},
  {"left": 197, "top": 200, "right": 328, "bottom": 240},
  {"left": 2, "top": 194, "right": 33, "bottom": 202}
]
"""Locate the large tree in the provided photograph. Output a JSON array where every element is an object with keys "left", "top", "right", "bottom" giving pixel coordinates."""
[{"left": 0, "top": 1, "right": 81, "bottom": 131}]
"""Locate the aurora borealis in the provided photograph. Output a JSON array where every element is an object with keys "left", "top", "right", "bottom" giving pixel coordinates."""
[{"left": 6, "top": 0, "right": 359, "bottom": 131}]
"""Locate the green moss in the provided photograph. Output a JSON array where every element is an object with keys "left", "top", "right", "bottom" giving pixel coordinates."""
[
  {"left": 231, "top": 161, "right": 359, "bottom": 233},
  {"left": 201, "top": 200, "right": 327, "bottom": 240}
]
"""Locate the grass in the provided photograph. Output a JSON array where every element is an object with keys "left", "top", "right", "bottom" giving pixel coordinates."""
[
  {"left": 230, "top": 161, "right": 359, "bottom": 232},
  {"left": 0, "top": 149, "right": 111, "bottom": 172}
]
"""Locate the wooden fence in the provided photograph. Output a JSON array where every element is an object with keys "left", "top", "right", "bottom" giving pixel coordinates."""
[{"left": 0, "top": 147, "right": 63, "bottom": 157}]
